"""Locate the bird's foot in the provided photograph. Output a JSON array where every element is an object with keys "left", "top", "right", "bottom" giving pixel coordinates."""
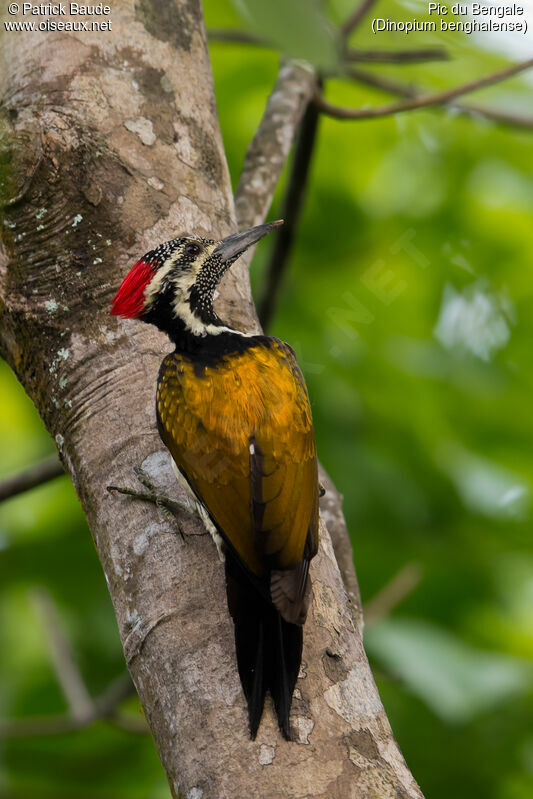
[{"left": 107, "top": 467, "right": 189, "bottom": 538}]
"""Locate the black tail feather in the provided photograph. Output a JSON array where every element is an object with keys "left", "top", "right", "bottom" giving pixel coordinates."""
[
  {"left": 269, "top": 611, "right": 302, "bottom": 739},
  {"left": 225, "top": 553, "right": 302, "bottom": 740}
]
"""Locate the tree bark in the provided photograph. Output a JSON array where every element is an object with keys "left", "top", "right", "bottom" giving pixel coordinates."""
[{"left": 0, "top": 2, "right": 423, "bottom": 797}]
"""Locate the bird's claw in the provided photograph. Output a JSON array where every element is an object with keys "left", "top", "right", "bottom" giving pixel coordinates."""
[{"left": 107, "top": 469, "right": 186, "bottom": 539}]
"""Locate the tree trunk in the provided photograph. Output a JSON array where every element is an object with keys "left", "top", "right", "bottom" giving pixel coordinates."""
[{"left": 0, "top": 2, "right": 423, "bottom": 797}]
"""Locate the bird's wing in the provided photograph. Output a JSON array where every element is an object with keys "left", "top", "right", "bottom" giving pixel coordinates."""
[{"left": 156, "top": 339, "right": 319, "bottom": 580}]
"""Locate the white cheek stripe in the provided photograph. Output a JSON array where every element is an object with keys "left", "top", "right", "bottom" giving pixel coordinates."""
[
  {"left": 171, "top": 294, "right": 252, "bottom": 338},
  {"left": 144, "top": 261, "right": 174, "bottom": 306},
  {"left": 170, "top": 256, "right": 252, "bottom": 338},
  {"left": 144, "top": 243, "right": 253, "bottom": 338}
]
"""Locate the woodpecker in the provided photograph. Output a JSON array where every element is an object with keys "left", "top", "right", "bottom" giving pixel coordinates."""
[{"left": 110, "top": 221, "right": 319, "bottom": 739}]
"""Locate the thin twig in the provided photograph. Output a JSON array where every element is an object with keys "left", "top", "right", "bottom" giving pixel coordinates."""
[
  {"left": 315, "top": 57, "right": 533, "bottom": 120},
  {"left": 87, "top": 672, "right": 147, "bottom": 732},
  {"left": 207, "top": 28, "right": 268, "bottom": 47},
  {"left": 450, "top": 102, "right": 533, "bottom": 129},
  {"left": 206, "top": 28, "right": 449, "bottom": 66},
  {"left": 363, "top": 563, "right": 423, "bottom": 626},
  {"left": 93, "top": 673, "right": 139, "bottom": 717},
  {"left": 347, "top": 66, "right": 533, "bottom": 129},
  {"left": 258, "top": 90, "right": 321, "bottom": 330},
  {"left": 0, "top": 713, "right": 90, "bottom": 738},
  {"left": 346, "top": 66, "right": 418, "bottom": 97},
  {"left": 346, "top": 47, "right": 449, "bottom": 64},
  {"left": 109, "top": 713, "right": 149, "bottom": 734},
  {"left": 341, "top": 0, "right": 379, "bottom": 37},
  {"left": 0, "top": 455, "right": 64, "bottom": 501},
  {"left": 31, "top": 589, "right": 94, "bottom": 722}
]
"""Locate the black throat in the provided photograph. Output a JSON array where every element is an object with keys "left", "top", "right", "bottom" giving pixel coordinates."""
[{"left": 143, "top": 289, "right": 258, "bottom": 364}]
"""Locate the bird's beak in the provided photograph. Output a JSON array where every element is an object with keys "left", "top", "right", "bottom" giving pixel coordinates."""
[{"left": 213, "top": 220, "right": 283, "bottom": 264}]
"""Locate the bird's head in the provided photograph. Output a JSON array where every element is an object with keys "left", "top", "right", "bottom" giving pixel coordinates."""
[{"left": 110, "top": 221, "right": 282, "bottom": 338}]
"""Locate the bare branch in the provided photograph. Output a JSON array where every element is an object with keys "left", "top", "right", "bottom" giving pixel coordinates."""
[
  {"left": 363, "top": 563, "right": 423, "bottom": 626},
  {"left": 341, "top": 0, "right": 379, "bottom": 37},
  {"left": 0, "top": 674, "right": 140, "bottom": 739},
  {"left": 0, "top": 455, "right": 64, "bottom": 502},
  {"left": 207, "top": 28, "right": 268, "bottom": 47},
  {"left": 234, "top": 61, "right": 318, "bottom": 230},
  {"left": 346, "top": 47, "right": 449, "bottom": 64},
  {"left": 316, "top": 57, "right": 533, "bottom": 120},
  {"left": 0, "top": 591, "right": 145, "bottom": 740},
  {"left": 258, "top": 93, "right": 321, "bottom": 330},
  {"left": 230, "top": 62, "right": 318, "bottom": 337},
  {"left": 347, "top": 66, "right": 533, "bottom": 129}
]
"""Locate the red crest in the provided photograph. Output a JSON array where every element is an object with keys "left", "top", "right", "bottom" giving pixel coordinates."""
[{"left": 110, "top": 259, "right": 156, "bottom": 318}]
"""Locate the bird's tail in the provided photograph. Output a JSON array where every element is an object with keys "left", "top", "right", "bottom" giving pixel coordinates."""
[{"left": 225, "top": 553, "right": 302, "bottom": 740}]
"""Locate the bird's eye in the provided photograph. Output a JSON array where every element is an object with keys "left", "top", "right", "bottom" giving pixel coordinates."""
[{"left": 185, "top": 243, "right": 201, "bottom": 257}]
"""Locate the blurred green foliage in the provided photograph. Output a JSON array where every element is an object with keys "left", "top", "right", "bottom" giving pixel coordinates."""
[{"left": 1, "top": 1, "right": 533, "bottom": 797}]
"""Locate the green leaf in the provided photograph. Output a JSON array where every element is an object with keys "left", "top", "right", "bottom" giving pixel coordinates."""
[
  {"left": 366, "top": 618, "right": 531, "bottom": 722},
  {"left": 437, "top": 443, "right": 530, "bottom": 521},
  {"left": 231, "top": 0, "right": 339, "bottom": 70}
]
